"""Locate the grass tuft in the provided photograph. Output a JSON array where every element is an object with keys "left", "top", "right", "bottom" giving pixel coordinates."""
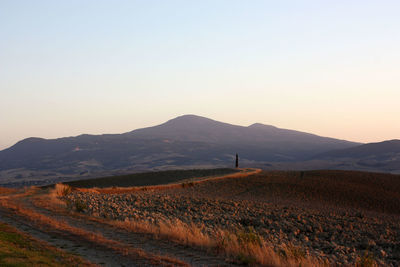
[{"left": 53, "top": 184, "right": 72, "bottom": 197}]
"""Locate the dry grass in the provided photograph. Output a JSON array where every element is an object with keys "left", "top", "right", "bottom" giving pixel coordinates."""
[
  {"left": 52, "top": 183, "right": 72, "bottom": 197},
  {"left": 45, "top": 184, "right": 73, "bottom": 207},
  {"left": 112, "top": 217, "right": 325, "bottom": 266}
]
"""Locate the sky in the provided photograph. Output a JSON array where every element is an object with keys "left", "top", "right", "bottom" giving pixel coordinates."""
[{"left": 1, "top": 0, "right": 399, "bottom": 150}]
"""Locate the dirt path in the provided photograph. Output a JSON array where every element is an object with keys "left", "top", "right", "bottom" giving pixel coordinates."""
[
  {"left": 0, "top": 169, "right": 260, "bottom": 266},
  {"left": 0, "top": 207, "right": 127, "bottom": 267}
]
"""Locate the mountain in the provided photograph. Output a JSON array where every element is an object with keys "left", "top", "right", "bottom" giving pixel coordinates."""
[
  {"left": 0, "top": 115, "right": 360, "bottom": 185},
  {"left": 313, "top": 140, "right": 400, "bottom": 172},
  {"left": 130, "top": 115, "right": 354, "bottom": 148}
]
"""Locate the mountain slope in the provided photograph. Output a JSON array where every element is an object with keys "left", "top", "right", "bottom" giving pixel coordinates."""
[
  {"left": 0, "top": 115, "right": 360, "bottom": 184},
  {"left": 317, "top": 139, "right": 400, "bottom": 159},
  {"left": 129, "top": 115, "right": 355, "bottom": 147},
  {"left": 313, "top": 140, "right": 400, "bottom": 172}
]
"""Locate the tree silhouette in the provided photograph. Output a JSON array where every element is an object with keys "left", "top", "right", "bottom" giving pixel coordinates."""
[{"left": 235, "top": 153, "right": 239, "bottom": 168}]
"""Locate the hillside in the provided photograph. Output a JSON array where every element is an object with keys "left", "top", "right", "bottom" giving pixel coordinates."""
[
  {"left": 317, "top": 139, "right": 400, "bottom": 158},
  {"left": 0, "top": 115, "right": 359, "bottom": 185},
  {"left": 314, "top": 140, "right": 400, "bottom": 172}
]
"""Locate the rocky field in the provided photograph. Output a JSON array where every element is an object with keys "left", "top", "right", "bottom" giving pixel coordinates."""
[{"left": 65, "top": 170, "right": 400, "bottom": 266}]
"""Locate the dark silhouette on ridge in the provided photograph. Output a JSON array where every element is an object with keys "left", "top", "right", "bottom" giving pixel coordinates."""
[{"left": 235, "top": 153, "right": 239, "bottom": 168}]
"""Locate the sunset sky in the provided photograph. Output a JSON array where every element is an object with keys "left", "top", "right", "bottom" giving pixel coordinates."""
[{"left": 1, "top": 0, "right": 399, "bottom": 150}]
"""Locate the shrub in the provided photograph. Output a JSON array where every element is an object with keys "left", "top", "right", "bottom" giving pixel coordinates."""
[{"left": 54, "top": 183, "right": 72, "bottom": 197}]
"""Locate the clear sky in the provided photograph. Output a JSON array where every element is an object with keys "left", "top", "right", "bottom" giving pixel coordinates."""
[{"left": 1, "top": 0, "right": 399, "bottom": 150}]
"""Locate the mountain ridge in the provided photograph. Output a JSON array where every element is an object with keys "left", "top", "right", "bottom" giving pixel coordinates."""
[
  {"left": 316, "top": 139, "right": 400, "bottom": 159},
  {"left": 0, "top": 114, "right": 360, "bottom": 165},
  {"left": 4, "top": 114, "right": 399, "bottom": 187},
  {"left": 3, "top": 115, "right": 358, "bottom": 151}
]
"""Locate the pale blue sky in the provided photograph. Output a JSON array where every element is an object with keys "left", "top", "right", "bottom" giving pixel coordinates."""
[{"left": 1, "top": 0, "right": 399, "bottom": 149}]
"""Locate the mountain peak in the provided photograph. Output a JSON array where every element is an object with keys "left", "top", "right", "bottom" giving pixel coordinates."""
[
  {"left": 248, "top": 123, "right": 277, "bottom": 129},
  {"left": 165, "top": 114, "right": 215, "bottom": 124},
  {"left": 161, "top": 115, "right": 234, "bottom": 129}
]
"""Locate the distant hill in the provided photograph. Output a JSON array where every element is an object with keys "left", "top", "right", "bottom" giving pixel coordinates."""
[
  {"left": 317, "top": 139, "right": 400, "bottom": 158},
  {"left": 313, "top": 140, "right": 400, "bottom": 172},
  {"left": 0, "top": 114, "right": 361, "bottom": 185}
]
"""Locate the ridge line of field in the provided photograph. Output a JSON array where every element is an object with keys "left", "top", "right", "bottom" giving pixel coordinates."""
[{"left": 85, "top": 168, "right": 261, "bottom": 194}]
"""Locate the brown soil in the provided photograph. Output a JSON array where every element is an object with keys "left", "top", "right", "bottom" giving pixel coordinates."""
[{"left": 67, "top": 170, "right": 400, "bottom": 266}]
